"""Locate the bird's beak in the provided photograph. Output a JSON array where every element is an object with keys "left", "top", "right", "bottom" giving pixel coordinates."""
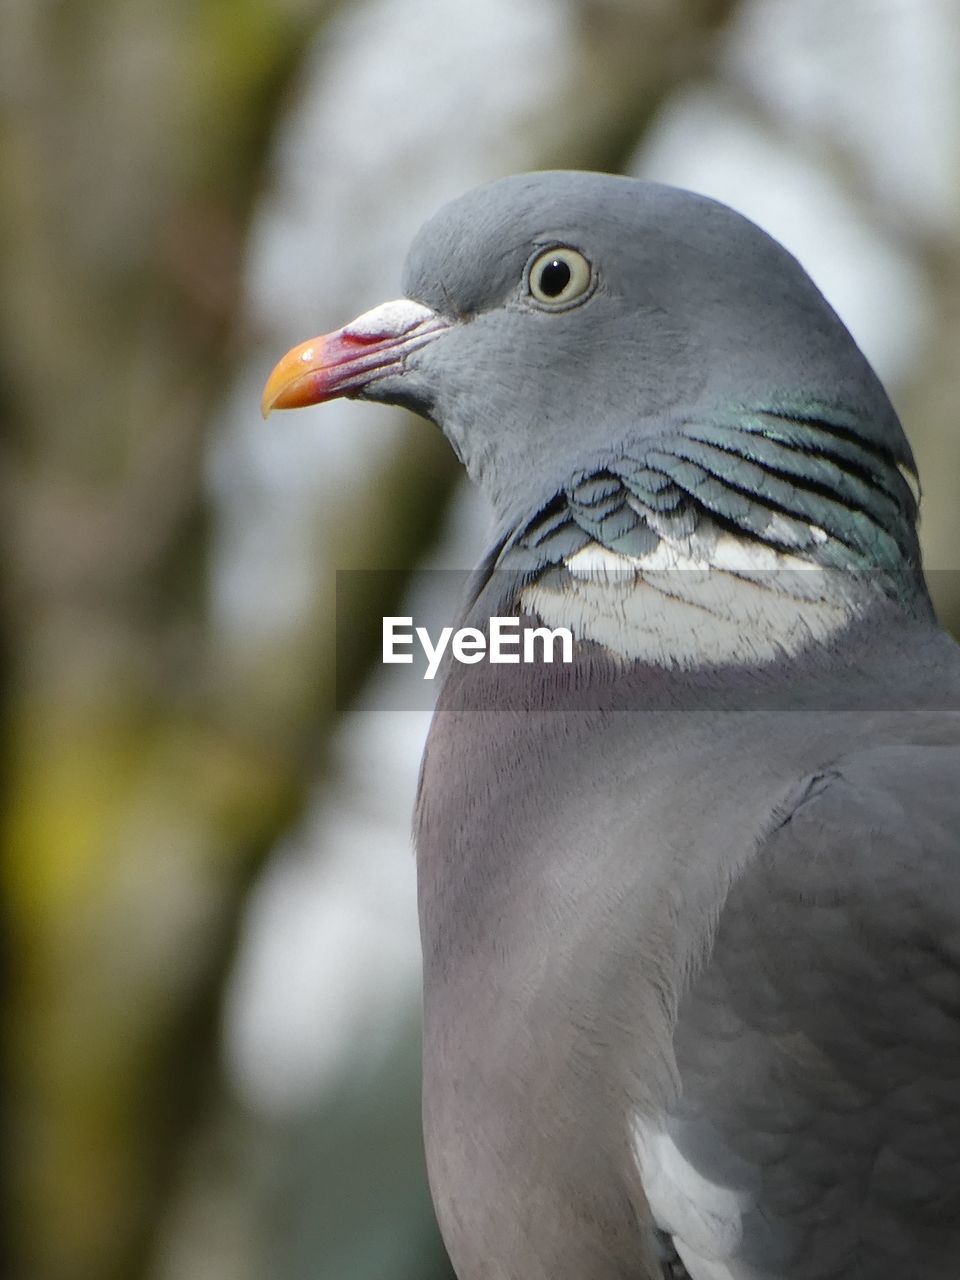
[{"left": 261, "top": 298, "right": 450, "bottom": 417}]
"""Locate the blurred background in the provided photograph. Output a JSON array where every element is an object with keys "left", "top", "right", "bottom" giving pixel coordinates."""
[{"left": 2, "top": 2, "right": 959, "bottom": 1278}]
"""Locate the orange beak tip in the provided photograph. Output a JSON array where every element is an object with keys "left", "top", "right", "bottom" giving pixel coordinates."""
[{"left": 260, "top": 338, "right": 320, "bottom": 419}]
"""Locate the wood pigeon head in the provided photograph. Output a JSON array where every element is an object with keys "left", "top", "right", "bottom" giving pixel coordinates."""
[{"left": 262, "top": 171, "right": 917, "bottom": 548}]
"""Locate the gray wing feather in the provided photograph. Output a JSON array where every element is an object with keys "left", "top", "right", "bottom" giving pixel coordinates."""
[{"left": 655, "top": 743, "right": 960, "bottom": 1280}]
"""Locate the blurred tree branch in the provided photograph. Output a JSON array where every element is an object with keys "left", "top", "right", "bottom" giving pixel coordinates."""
[{"left": 1, "top": 2, "right": 342, "bottom": 1277}]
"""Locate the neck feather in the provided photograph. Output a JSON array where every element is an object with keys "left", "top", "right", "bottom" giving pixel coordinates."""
[{"left": 486, "top": 406, "right": 928, "bottom": 669}]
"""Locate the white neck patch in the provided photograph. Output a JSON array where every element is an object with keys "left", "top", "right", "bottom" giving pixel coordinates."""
[{"left": 519, "top": 527, "right": 858, "bottom": 669}]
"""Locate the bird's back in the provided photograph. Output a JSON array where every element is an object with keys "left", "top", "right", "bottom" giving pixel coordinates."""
[{"left": 657, "top": 733, "right": 960, "bottom": 1279}]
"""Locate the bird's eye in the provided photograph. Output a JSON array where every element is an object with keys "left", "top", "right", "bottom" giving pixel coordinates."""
[{"left": 527, "top": 246, "right": 593, "bottom": 306}]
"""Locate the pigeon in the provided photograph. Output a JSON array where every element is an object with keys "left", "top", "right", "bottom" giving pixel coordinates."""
[{"left": 262, "top": 172, "right": 960, "bottom": 1280}]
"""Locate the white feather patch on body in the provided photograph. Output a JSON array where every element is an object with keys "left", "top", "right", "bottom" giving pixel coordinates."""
[
  {"left": 634, "top": 1120, "right": 748, "bottom": 1278},
  {"left": 519, "top": 529, "right": 855, "bottom": 668}
]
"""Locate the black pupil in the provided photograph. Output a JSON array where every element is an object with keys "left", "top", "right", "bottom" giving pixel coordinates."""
[{"left": 539, "top": 257, "right": 571, "bottom": 297}]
